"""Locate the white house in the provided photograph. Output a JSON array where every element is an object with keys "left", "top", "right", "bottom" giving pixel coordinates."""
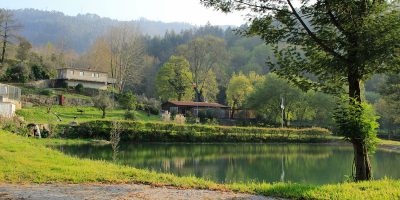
[{"left": 57, "top": 68, "right": 116, "bottom": 90}]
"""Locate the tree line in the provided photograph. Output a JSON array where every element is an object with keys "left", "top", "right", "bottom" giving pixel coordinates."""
[
  {"left": 1, "top": 8, "right": 399, "bottom": 133},
  {"left": 1, "top": 1, "right": 400, "bottom": 182}
]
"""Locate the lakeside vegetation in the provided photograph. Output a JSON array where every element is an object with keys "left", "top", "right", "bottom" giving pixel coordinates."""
[
  {"left": 59, "top": 120, "right": 335, "bottom": 143},
  {"left": 14, "top": 105, "right": 337, "bottom": 143},
  {"left": 1, "top": 130, "right": 399, "bottom": 200},
  {"left": 0, "top": 1, "right": 398, "bottom": 197}
]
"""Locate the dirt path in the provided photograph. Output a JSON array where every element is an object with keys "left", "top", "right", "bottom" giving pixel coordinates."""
[{"left": 0, "top": 184, "right": 276, "bottom": 200}]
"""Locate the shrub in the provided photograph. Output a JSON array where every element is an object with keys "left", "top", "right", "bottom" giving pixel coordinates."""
[
  {"left": 206, "top": 118, "right": 219, "bottom": 125},
  {"left": 0, "top": 117, "right": 29, "bottom": 136},
  {"left": 198, "top": 110, "right": 207, "bottom": 123},
  {"left": 136, "top": 94, "right": 160, "bottom": 115},
  {"left": 58, "top": 120, "right": 332, "bottom": 143},
  {"left": 334, "top": 98, "right": 379, "bottom": 151},
  {"left": 118, "top": 91, "right": 136, "bottom": 111},
  {"left": 4, "top": 64, "right": 30, "bottom": 83},
  {"left": 184, "top": 112, "right": 197, "bottom": 124},
  {"left": 124, "top": 111, "right": 136, "bottom": 120},
  {"left": 39, "top": 89, "right": 54, "bottom": 96},
  {"left": 31, "top": 64, "right": 51, "bottom": 80},
  {"left": 60, "top": 80, "right": 69, "bottom": 88},
  {"left": 74, "top": 83, "right": 84, "bottom": 93},
  {"left": 161, "top": 111, "right": 171, "bottom": 122},
  {"left": 174, "top": 114, "right": 186, "bottom": 124}
]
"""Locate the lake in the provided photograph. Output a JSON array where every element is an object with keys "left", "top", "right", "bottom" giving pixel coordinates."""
[{"left": 53, "top": 143, "right": 400, "bottom": 185}]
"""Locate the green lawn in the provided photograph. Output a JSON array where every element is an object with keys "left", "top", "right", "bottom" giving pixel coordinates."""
[
  {"left": 1, "top": 131, "right": 399, "bottom": 200},
  {"left": 16, "top": 106, "right": 160, "bottom": 124}
]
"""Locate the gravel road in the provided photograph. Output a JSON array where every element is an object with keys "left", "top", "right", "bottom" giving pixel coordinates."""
[{"left": 0, "top": 183, "right": 278, "bottom": 200}]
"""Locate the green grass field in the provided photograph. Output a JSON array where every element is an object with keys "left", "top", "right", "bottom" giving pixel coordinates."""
[
  {"left": 16, "top": 106, "right": 160, "bottom": 124},
  {"left": 1, "top": 130, "right": 399, "bottom": 200}
]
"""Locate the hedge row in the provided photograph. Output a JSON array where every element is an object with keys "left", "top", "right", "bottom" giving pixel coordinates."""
[{"left": 58, "top": 120, "right": 332, "bottom": 143}]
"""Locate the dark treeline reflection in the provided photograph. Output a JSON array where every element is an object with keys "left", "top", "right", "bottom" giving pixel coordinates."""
[{"left": 53, "top": 143, "right": 400, "bottom": 185}]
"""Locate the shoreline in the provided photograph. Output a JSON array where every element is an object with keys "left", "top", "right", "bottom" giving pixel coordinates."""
[
  {"left": 47, "top": 138, "right": 400, "bottom": 153},
  {"left": 2, "top": 131, "right": 400, "bottom": 199},
  {"left": 0, "top": 183, "right": 272, "bottom": 200}
]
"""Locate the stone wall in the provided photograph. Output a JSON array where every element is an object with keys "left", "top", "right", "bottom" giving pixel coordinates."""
[
  {"left": 21, "top": 94, "right": 93, "bottom": 107},
  {"left": 26, "top": 80, "right": 57, "bottom": 89}
]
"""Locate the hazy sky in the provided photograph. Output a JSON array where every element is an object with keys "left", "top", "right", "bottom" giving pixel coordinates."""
[{"left": 0, "top": 0, "right": 247, "bottom": 25}]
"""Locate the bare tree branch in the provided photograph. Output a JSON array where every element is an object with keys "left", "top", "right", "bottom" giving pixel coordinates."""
[{"left": 286, "top": 0, "right": 350, "bottom": 64}]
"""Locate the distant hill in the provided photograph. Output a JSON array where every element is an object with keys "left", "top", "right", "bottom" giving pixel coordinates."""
[{"left": 12, "top": 9, "right": 197, "bottom": 53}]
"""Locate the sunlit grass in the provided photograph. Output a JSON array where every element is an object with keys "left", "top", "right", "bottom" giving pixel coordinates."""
[
  {"left": 16, "top": 106, "right": 160, "bottom": 124},
  {"left": 1, "top": 131, "right": 399, "bottom": 199}
]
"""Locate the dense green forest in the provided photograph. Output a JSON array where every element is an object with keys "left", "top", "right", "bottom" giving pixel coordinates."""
[
  {"left": 12, "top": 9, "right": 195, "bottom": 52},
  {"left": 0, "top": 8, "right": 399, "bottom": 135}
]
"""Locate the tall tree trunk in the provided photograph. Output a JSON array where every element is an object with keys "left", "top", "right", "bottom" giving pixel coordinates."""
[
  {"left": 353, "top": 140, "right": 372, "bottom": 180},
  {"left": 230, "top": 101, "right": 236, "bottom": 119},
  {"left": 281, "top": 108, "right": 287, "bottom": 127},
  {"left": 348, "top": 72, "right": 372, "bottom": 181},
  {"left": 193, "top": 86, "right": 203, "bottom": 102},
  {"left": 285, "top": 109, "right": 289, "bottom": 127},
  {"left": 102, "top": 109, "right": 106, "bottom": 118},
  {"left": 177, "top": 93, "right": 182, "bottom": 101},
  {"left": 1, "top": 24, "right": 7, "bottom": 64}
]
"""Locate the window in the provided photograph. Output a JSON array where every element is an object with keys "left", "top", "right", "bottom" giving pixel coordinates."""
[
  {"left": 169, "top": 107, "right": 178, "bottom": 114},
  {"left": 91, "top": 73, "right": 95, "bottom": 77},
  {"left": 79, "top": 71, "right": 84, "bottom": 76},
  {"left": 96, "top": 73, "right": 99, "bottom": 78},
  {"left": 70, "top": 70, "right": 74, "bottom": 75}
]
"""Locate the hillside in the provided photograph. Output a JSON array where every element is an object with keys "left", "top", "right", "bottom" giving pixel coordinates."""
[{"left": 12, "top": 9, "right": 197, "bottom": 53}]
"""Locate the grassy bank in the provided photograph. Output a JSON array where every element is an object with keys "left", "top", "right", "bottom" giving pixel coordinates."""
[
  {"left": 377, "top": 139, "right": 400, "bottom": 152},
  {"left": 58, "top": 120, "right": 336, "bottom": 143},
  {"left": 1, "top": 131, "right": 399, "bottom": 199},
  {"left": 16, "top": 106, "right": 159, "bottom": 124}
]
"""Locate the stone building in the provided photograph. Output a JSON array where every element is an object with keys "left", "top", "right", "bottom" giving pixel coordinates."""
[{"left": 57, "top": 68, "right": 116, "bottom": 90}]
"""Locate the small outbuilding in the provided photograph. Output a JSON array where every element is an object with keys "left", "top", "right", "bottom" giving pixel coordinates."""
[
  {"left": 0, "top": 83, "right": 21, "bottom": 118},
  {"left": 161, "top": 101, "right": 230, "bottom": 119}
]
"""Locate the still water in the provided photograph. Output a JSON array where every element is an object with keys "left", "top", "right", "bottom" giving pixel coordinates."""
[{"left": 53, "top": 143, "right": 400, "bottom": 185}]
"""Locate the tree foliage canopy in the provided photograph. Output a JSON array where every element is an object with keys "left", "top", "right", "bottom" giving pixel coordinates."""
[
  {"left": 156, "top": 55, "right": 194, "bottom": 101},
  {"left": 177, "top": 35, "right": 228, "bottom": 101},
  {"left": 201, "top": 0, "right": 400, "bottom": 93},
  {"left": 201, "top": 0, "right": 399, "bottom": 181},
  {"left": 226, "top": 72, "right": 254, "bottom": 109},
  {"left": 92, "top": 92, "right": 113, "bottom": 118}
]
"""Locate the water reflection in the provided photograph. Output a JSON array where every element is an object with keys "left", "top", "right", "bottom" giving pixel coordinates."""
[{"left": 52, "top": 143, "right": 400, "bottom": 185}]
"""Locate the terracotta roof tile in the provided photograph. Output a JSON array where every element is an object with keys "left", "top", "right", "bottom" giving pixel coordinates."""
[{"left": 166, "top": 101, "right": 229, "bottom": 108}]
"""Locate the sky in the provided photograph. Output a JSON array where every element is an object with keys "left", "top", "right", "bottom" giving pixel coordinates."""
[{"left": 0, "top": 0, "right": 247, "bottom": 26}]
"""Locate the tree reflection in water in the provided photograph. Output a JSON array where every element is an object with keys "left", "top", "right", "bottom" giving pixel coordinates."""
[{"left": 53, "top": 143, "right": 400, "bottom": 185}]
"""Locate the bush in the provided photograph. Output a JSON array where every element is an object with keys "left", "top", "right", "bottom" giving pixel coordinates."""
[
  {"left": 0, "top": 117, "right": 29, "bottom": 136},
  {"left": 206, "top": 118, "right": 219, "bottom": 125},
  {"left": 74, "top": 83, "right": 84, "bottom": 93},
  {"left": 118, "top": 91, "right": 136, "bottom": 111},
  {"left": 39, "top": 89, "right": 54, "bottom": 96},
  {"left": 58, "top": 120, "right": 332, "bottom": 143},
  {"left": 174, "top": 114, "right": 186, "bottom": 124},
  {"left": 31, "top": 64, "right": 51, "bottom": 80},
  {"left": 4, "top": 64, "right": 30, "bottom": 83},
  {"left": 161, "top": 111, "right": 171, "bottom": 122},
  {"left": 59, "top": 80, "right": 69, "bottom": 88},
  {"left": 334, "top": 98, "right": 379, "bottom": 151},
  {"left": 136, "top": 94, "right": 160, "bottom": 115},
  {"left": 124, "top": 111, "right": 136, "bottom": 120}
]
